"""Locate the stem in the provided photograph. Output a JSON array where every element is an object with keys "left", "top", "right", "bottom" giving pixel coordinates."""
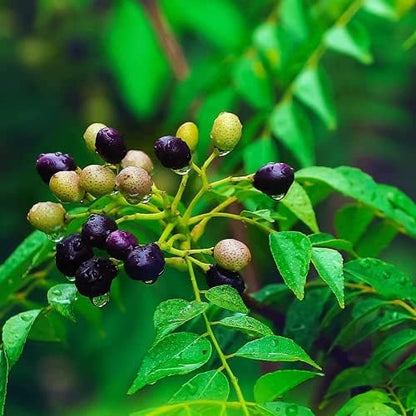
[
  {"left": 171, "top": 174, "right": 189, "bottom": 215},
  {"left": 386, "top": 386, "right": 407, "bottom": 416},
  {"left": 209, "top": 174, "right": 253, "bottom": 189},
  {"left": 185, "top": 259, "right": 250, "bottom": 416},
  {"left": 115, "top": 211, "right": 166, "bottom": 224}
]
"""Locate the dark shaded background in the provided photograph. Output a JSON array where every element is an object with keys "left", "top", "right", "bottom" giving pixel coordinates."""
[{"left": 0, "top": 0, "right": 415, "bottom": 415}]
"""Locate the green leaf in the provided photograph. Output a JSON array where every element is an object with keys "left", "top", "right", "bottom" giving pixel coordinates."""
[
  {"left": 252, "top": 284, "right": 289, "bottom": 303},
  {"left": 336, "top": 390, "right": 393, "bottom": 416},
  {"left": 47, "top": 284, "right": 78, "bottom": 322},
  {"left": 280, "top": 0, "right": 309, "bottom": 41},
  {"left": 233, "top": 55, "right": 274, "bottom": 110},
  {"left": 270, "top": 101, "right": 314, "bottom": 167},
  {"left": 327, "top": 365, "right": 390, "bottom": 397},
  {"left": 105, "top": 0, "right": 170, "bottom": 119},
  {"left": 241, "top": 209, "right": 282, "bottom": 224},
  {"left": 153, "top": 299, "right": 208, "bottom": 343},
  {"left": 349, "top": 403, "right": 400, "bottom": 415},
  {"left": 311, "top": 248, "right": 344, "bottom": 308},
  {"left": 371, "top": 329, "right": 416, "bottom": 365},
  {"left": 309, "top": 233, "right": 355, "bottom": 255},
  {"left": 0, "top": 350, "right": 8, "bottom": 416},
  {"left": 0, "top": 231, "right": 53, "bottom": 307},
  {"left": 280, "top": 182, "right": 319, "bottom": 233},
  {"left": 392, "top": 354, "right": 416, "bottom": 381},
  {"left": 28, "top": 310, "right": 67, "bottom": 343},
  {"left": 269, "top": 232, "right": 312, "bottom": 300},
  {"left": 169, "top": 370, "right": 229, "bottom": 403},
  {"left": 128, "top": 332, "right": 212, "bottom": 394},
  {"left": 243, "top": 137, "right": 279, "bottom": 174},
  {"left": 294, "top": 66, "right": 336, "bottom": 129},
  {"left": 253, "top": 21, "right": 281, "bottom": 70},
  {"left": 234, "top": 335, "right": 321, "bottom": 369},
  {"left": 363, "top": 0, "right": 398, "bottom": 20},
  {"left": 258, "top": 401, "right": 315, "bottom": 416},
  {"left": 217, "top": 315, "right": 273, "bottom": 338},
  {"left": 205, "top": 285, "right": 248, "bottom": 314},
  {"left": 254, "top": 369, "right": 321, "bottom": 402},
  {"left": 2, "top": 309, "right": 41, "bottom": 367},
  {"left": 335, "top": 204, "right": 375, "bottom": 245},
  {"left": 344, "top": 258, "right": 416, "bottom": 301},
  {"left": 325, "top": 21, "right": 373, "bottom": 64}
]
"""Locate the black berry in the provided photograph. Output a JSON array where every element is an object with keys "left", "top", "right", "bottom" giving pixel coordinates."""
[
  {"left": 106, "top": 230, "right": 138, "bottom": 260},
  {"left": 253, "top": 162, "right": 294, "bottom": 198},
  {"left": 96, "top": 127, "right": 127, "bottom": 164},
  {"left": 154, "top": 136, "right": 191, "bottom": 170},
  {"left": 81, "top": 214, "right": 117, "bottom": 248},
  {"left": 124, "top": 243, "right": 165, "bottom": 283},
  {"left": 206, "top": 264, "right": 245, "bottom": 294},
  {"left": 36, "top": 152, "right": 77, "bottom": 184},
  {"left": 55, "top": 233, "right": 93, "bottom": 277},
  {"left": 75, "top": 257, "right": 118, "bottom": 298}
]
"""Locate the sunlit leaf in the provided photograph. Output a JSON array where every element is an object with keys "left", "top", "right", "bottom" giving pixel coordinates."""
[
  {"left": 335, "top": 390, "right": 393, "bottom": 416},
  {"left": 47, "top": 284, "right": 78, "bottom": 322},
  {"left": 217, "top": 315, "right": 273, "bottom": 338},
  {"left": 205, "top": 285, "right": 248, "bottom": 314}
]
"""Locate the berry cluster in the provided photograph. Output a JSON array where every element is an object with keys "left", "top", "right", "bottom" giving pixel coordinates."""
[{"left": 27, "top": 113, "right": 295, "bottom": 307}]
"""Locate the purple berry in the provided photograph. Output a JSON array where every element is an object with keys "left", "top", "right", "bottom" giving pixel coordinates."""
[
  {"left": 206, "top": 264, "right": 245, "bottom": 294},
  {"left": 106, "top": 230, "right": 138, "bottom": 260},
  {"left": 253, "top": 162, "right": 294, "bottom": 198},
  {"left": 55, "top": 233, "right": 93, "bottom": 277},
  {"left": 81, "top": 214, "right": 117, "bottom": 248},
  {"left": 95, "top": 127, "right": 127, "bottom": 164},
  {"left": 154, "top": 136, "right": 191, "bottom": 170},
  {"left": 124, "top": 243, "right": 165, "bottom": 284},
  {"left": 75, "top": 257, "right": 118, "bottom": 298},
  {"left": 36, "top": 152, "right": 77, "bottom": 184}
]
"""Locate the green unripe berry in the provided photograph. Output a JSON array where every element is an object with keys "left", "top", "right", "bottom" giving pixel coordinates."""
[
  {"left": 49, "top": 171, "right": 85, "bottom": 203},
  {"left": 121, "top": 150, "right": 153, "bottom": 173},
  {"left": 213, "top": 238, "right": 251, "bottom": 272},
  {"left": 115, "top": 166, "right": 153, "bottom": 204},
  {"left": 210, "top": 112, "right": 242, "bottom": 153},
  {"left": 176, "top": 122, "right": 199, "bottom": 151},
  {"left": 27, "top": 201, "right": 66, "bottom": 233},
  {"left": 79, "top": 165, "right": 116, "bottom": 197},
  {"left": 83, "top": 122, "right": 107, "bottom": 152}
]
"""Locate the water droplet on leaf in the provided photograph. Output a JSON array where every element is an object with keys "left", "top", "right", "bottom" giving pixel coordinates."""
[{"left": 286, "top": 405, "right": 298, "bottom": 416}]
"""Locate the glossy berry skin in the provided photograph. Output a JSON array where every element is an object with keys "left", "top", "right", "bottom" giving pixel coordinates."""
[
  {"left": 81, "top": 214, "right": 117, "bottom": 248},
  {"left": 154, "top": 136, "right": 191, "bottom": 170},
  {"left": 206, "top": 265, "right": 245, "bottom": 294},
  {"left": 55, "top": 233, "right": 93, "bottom": 277},
  {"left": 27, "top": 202, "right": 66, "bottom": 234},
  {"left": 210, "top": 112, "right": 242, "bottom": 152},
  {"left": 75, "top": 257, "right": 118, "bottom": 298},
  {"left": 253, "top": 162, "right": 294, "bottom": 197},
  {"left": 124, "top": 243, "right": 165, "bottom": 283},
  {"left": 36, "top": 152, "right": 77, "bottom": 184},
  {"left": 49, "top": 171, "right": 85, "bottom": 203},
  {"left": 79, "top": 165, "right": 116, "bottom": 197},
  {"left": 83, "top": 122, "right": 107, "bottom": 152},
  {"left": 115, "top": 166, "right": 153, "bottom": 204},
  {"left": 96, "top": 127, "right": 127, "bottom": 164},
  {"left": 176, "top": 122, "right": 198, "bottom": 151},
  {"left": 106, "top": 230, "right": 138, "bottom": 260},
  {"left": 213, "top": 239, "right": 251, "bottom": 272}
]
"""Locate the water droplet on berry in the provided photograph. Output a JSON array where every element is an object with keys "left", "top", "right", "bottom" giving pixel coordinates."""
[
  {"left": 65, "top": 275, "right": 75, "bottom": 282},
  {"left": 20, "top": 313, "right": 33, "bottom": 322},
  {"left": 172, "top": 166, "right": 191, "bottom": 175},
  {"left": 47, "top": 230, "right": 65, "bottom": 243},
  {"left": 270, "top": 193, "right": 286, "bottom": 201},
  {"left": 215, "top": 148, "right": 230, "bottom": 157},
  {"left": 144, "top": 279, "right": 156, "bottom": 285},
  {"left": 90, "top": 293, "right": 110, "bottom": 308},
  {"left": 124, "top": 194, "right": 143, "bottom": 204},
  {"left": 141, "top": 193, "right": 152, "bottom": 204}
]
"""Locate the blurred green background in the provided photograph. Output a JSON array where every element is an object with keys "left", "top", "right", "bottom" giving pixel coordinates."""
[{"left": 1, "top": 0, "right": 415, "bottom": 415}]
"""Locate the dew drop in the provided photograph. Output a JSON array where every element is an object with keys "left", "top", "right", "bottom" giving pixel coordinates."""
[
  {"left": 52, "top": 289, "right": 62, "bottom": 296},
  {"left": 65, "top": 275, "right": 75, "bottom": 282},
  {"left": 141, "top": 193, "right": 152, "bottom": 204},
  {"left": 90, "top": 292, "right": 110, "bottom": 308},
  {"left": 270, "top": 193, "right": 286, "bottom": 201},
  {"left": 20, "top": 313, "right": 33, "bottom": 322},
  {"left": 47, "top": 230, "right": 65, "bottom": 243},
  {"left": 172, "top": 165, "right": 191, "bottom": 175},
  {"left": 285, "top": 405, "right": 298, "bottom": 416},
  {"left": 144, "top": 279, "right": 156, "bottom": 285},
  {"left": 215, "top": 148, "right": 230, "bottom": 157}
]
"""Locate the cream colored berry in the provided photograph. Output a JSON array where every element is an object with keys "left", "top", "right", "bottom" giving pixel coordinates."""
[
  {"left": 176, "top": 122, "right": 199, "bottom": 151},
  {"left": 210, "top": 112, "right": 242, "bottom": 152},
  {"left": 79, "top": 165, "right": 116, "bottom": 197},
  {"left": 83, "top": 122, "right": 107, "bottom": 152},
  {"left": 27, "top": 201, "right": 66, "bottom": 233},
  {"left": 213, "top": 239, "right": 251, "bottom": 271},
  {"left": 121, "top": 150, "right": 153, "bottom": 173},
  {"left": 116, "top": 166, "right": 153, "bottom": 204},
  {"left": 49, "top": 171, "right": 85, "bottom": 203}
]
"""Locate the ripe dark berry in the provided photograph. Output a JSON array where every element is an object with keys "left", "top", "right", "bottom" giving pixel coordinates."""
[
  {"left": 81, "top": 214, "right": 117, "bottom": 248},
  {"left": 106, "top": 230, "right": 138, "bottom": 260},
  {"left": 253, "top": 162, "right": 294, "bottom": 199},
  {"left": 55, "top": 233, "right": 93, "bottom": 277},
  {"left": 124, "top": 243, "right": 165, "bottom": 284},
  {"left": 36, "top": 152, "right": 77, "bottom": 184},
  {"left": 96, "top": 127, "right": 127, "bottom": 164},
  {"left": 206, "top": 264, "right": 245, "bottom": 294},
  {"left": 154, "top": 136, "right": 191, "bottom": 170},
  {"left": 75, "top": 257, "right": 118, "bottom": 298}
]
